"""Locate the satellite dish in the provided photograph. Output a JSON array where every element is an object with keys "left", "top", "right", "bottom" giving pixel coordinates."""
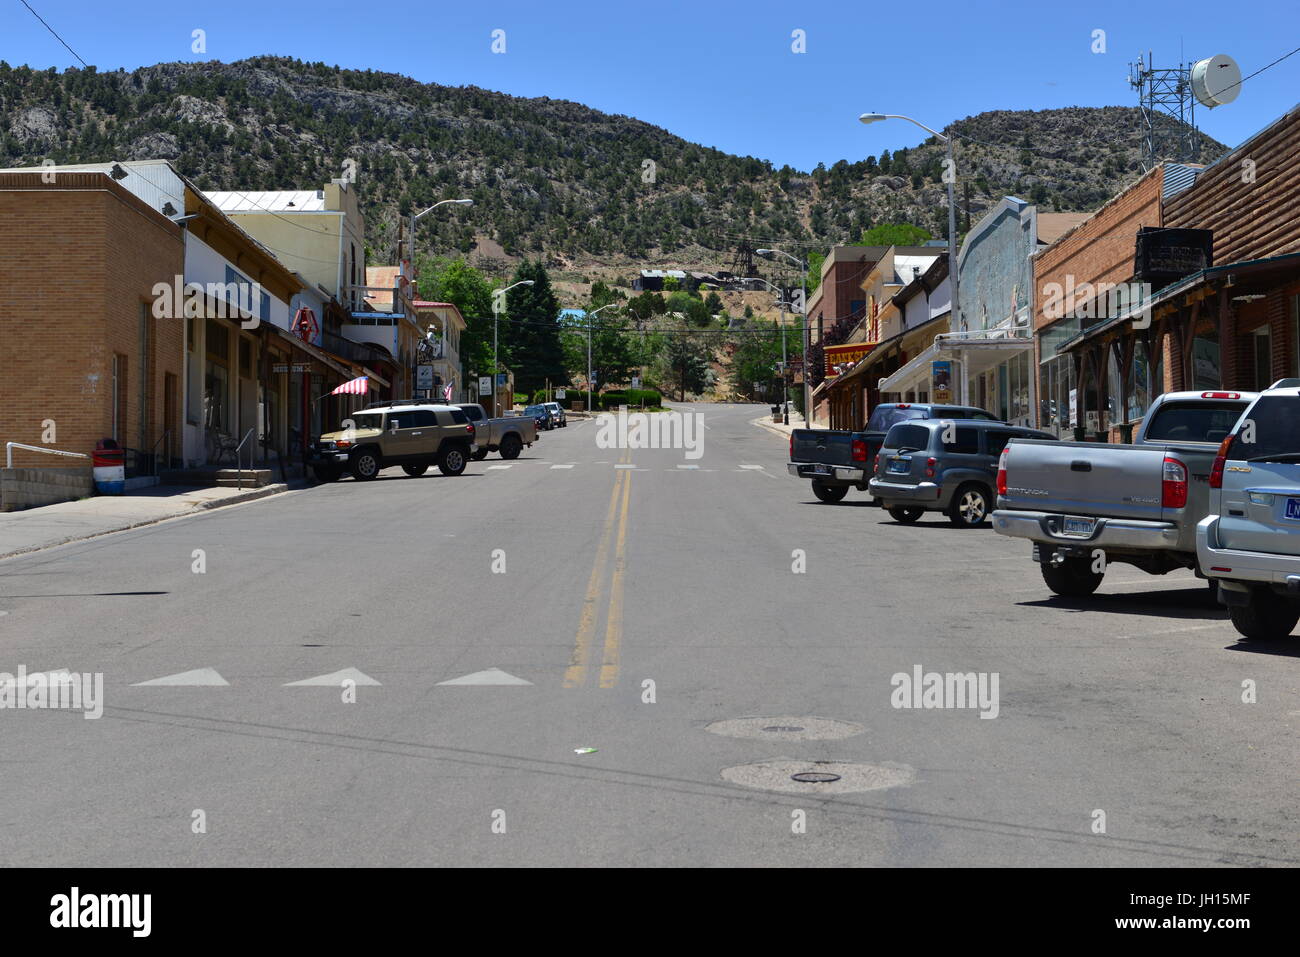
[{"left": 1191, "top": 54, "right": 1241, "bottom": 108}]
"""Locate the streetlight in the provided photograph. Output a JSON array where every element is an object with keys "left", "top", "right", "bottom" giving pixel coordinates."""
[
  {"left": 755, "top": 250, "right": 810, "bottom": 425},
  {"left": 742, "top": 275, "right": 798, "bottom": 423},
  {"left": 583, "top": 303, "right": 621, "bottom": 413},
  {"left": 409, "top": 198, "right": 473, "bottom": 258},
  {"left": 492, "top": 279, "right": 534, "bottom": 417},
  {"left": 857, "top": 112, "right": 959, "bottom": 342}
]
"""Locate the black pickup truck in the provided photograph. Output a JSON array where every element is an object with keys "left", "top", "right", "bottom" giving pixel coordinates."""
[{"left": 787, "top": 402, "right": 1001, "bottom": 503}]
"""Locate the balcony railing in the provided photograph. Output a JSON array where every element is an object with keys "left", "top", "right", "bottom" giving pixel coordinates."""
[{"left": 322, "top": 331, "right": 396, "bottom": 366}]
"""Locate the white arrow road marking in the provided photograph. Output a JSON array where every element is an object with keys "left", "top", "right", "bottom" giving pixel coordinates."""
[
  {"left": 0, "top": 668, "right": 69, "bottom": 690},
  {"left": 437, "top": 667, "right": 533, "bottom": 686},
  {"left": 284, "top": 668, "right": 381, "bottom": 687},
  {"left": 132, "top": 668, "right": 229, "bottom": 687},
  {"left": 487, "top": 464, "right": 512, "bottom": 470}
]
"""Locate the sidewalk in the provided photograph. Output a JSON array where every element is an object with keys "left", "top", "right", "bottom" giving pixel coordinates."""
[
  {"left": 0, "top": 483, "right": 291, "bottom": 560},
  {"left": 752, "top": 413, "right": 819, "bottom": 440}
]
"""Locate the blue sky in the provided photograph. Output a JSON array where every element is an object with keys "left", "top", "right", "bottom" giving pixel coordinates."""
[{"left": 6, "top": 0, "right": 1299, "bottom": 171}]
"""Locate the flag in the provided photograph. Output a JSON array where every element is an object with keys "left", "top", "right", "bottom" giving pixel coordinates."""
[
  {"left": 330, "top": 376, "right": 369, "bottom": 396},
  {"left": 442, "top": 383, "right": 453, "bottom": 401}
]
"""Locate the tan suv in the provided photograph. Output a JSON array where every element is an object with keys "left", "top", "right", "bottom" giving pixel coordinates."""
[{"left": 310, "top": 402, "right": 477, "bottom": 481}]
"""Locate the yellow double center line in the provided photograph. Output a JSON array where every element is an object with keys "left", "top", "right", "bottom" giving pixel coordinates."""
[{"left": 565, "top": 452, "right": 633, "bottom": 689}]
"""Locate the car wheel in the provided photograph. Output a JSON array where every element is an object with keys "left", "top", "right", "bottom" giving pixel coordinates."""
[
  {"left": 402, "top": 464, "right": 429, "bottom": 477},
  {"left": 312, "top": 466, "right": 341, "bottom": 483},
  {"left": 1228, "top": 589, "right": 1300, "bottom": 641},
  {"left": 888, "top": 505, "right": 924, "bottom": 523},
  {"left": 500, "top": 434, "right": 522, "bottom": 459},
  {"left": 438, "top": 445, "right": 468, "bottom": 476},
  {"left": 1039, "top": 557, "right": 1104, "bottom": 597},
  {"left": 350, "top": 450, "right": 381, "bottom": 481},
  {"left": 470, "top": 448, "right": 489, "bottom": 461},
  {"left": 947, "top": 483, "right": 991, "bottom": 527},
  {"left": 811, "top": 483, "right": 848, "bottom": 503}
]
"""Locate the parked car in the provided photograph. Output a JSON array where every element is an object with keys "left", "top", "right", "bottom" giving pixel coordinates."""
[
  {"left": 787, "top": 402, "right": 1001, "bottom": 504},
  {"left": 543, "top": 402, "right": 567, "bottom": 427},
  {"left": 310, "top": 402, "right": 477, "bottom": 481},
  {"left": 524, "top": 404, "right": 555, "bottom": 430},
  {"left": 1198, "top": 380, "right": 1300, "bottom": 640},
  {"left": 992, "top": 390, "right": 1256, "bottom": 596},
  {"left": 870, "top": 419, "right": 1054, "bottom": 526},
  {"left": 456, "top": 403, "right": 538, "bottom": 460}
]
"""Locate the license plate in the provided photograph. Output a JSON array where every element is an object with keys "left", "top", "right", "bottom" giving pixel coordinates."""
[
  {"left": 887, "top": 459, "right": 909, "bottom": 474},
  {"left": 1063, "top": 517, "right": 1095, "bottom": 537},
  {"left": 809, "top": 464, "right": 831, "bottom": 475},
  {"left": 1286, "top": 498, "right": 1300, "bottom": 520}
]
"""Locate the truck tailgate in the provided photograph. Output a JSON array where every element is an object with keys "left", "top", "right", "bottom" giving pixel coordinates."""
[
  {"left": 1001, "top": 439, "right": 1168, "bottom": 522},
  {"left": 790, "top": 429, "right": 854, "bottom": 466}
]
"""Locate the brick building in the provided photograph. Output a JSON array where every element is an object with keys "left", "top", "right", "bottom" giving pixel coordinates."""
[{"left": 0, "top": 170, "right": 185, "bottom": 476}]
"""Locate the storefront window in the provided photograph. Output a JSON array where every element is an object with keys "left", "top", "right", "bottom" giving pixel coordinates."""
[
  {"left": 1192, "top": 332, "right": 1221, "bottom": 390},
  {"left": 1127, "top": 341, "right": 1150, "bottom": 422},
  {"left": 1038, "top": 354, "right": 1076, "bottom": 438},
  {"left": 1105, "top": 344, "right": 1123, "bottom": 430}
]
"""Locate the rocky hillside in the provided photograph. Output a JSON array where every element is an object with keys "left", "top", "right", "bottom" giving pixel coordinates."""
[{"left": 0, "top": 57, "right": 1227, "bottom": 274}]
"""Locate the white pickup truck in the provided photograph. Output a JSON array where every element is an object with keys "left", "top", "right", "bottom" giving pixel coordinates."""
[
  {"left": 992, "top": 390, "right": 1256, "bottom": 597},
  {"left": 456, "top": 403, "right": 537, "bottom": 460}
]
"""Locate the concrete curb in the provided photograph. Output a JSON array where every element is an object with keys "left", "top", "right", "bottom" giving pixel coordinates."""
[
  {"left": 752, "top": 416, "right": 792, "bottom": 440},
  {"left": 0, "top": 483, "right": 291, "bottom": 561}
]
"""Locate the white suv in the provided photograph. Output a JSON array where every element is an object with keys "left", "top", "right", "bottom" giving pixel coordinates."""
[{"left": 1197, "top": 379, "right": 1300, "bottom": 640}]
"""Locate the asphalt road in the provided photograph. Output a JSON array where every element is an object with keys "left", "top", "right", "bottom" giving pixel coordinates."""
[{"left": 0, "top": 403, "right": 1295, "bottom": 867}]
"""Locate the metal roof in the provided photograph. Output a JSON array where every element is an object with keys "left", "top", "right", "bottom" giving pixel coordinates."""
[{"left": 205, "top": 190, "right": 328, "bottom": 213}]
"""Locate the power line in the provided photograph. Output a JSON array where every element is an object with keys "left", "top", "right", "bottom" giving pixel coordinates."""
[{"left": 18, "top": 0, "right": 88, "bottom": 69}]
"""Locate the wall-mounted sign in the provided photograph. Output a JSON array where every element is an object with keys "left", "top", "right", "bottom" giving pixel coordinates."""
[
  {"left": 272, "top": 363, "right": 311, "bottom": 374},
  {"left": 931, "top": 360, "right": 952, "bottom": 403},
  {"left": 823, "top": 342, "right": 874, "bottom": 377}
]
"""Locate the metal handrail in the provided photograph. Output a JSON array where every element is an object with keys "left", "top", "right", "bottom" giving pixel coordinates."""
[
  {"left": 149, "top": 430, "right": 171, "bottom": 477},
  {"left": 233, "top": 428, "right": 255, "bottom": 490},
  {"left": 5, "top": 442, "right": 91, "bottom": 468}
]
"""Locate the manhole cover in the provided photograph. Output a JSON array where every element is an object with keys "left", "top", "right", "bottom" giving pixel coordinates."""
[
  {"left": 722, "top": 759, "right": 913, "bottom": 794},
  {"left": 791, "top": 771, "right": 840, "bottom": 783},
  {"left": 706, "top": 716, "right": 864, "bottom": 742}
]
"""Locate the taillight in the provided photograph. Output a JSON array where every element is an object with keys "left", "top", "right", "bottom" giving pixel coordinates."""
[
  {"left": 996, "top": 447, "right": 1009, "bottom": 495},
  {"left": 1209, "top": 436, "right": 1233, "bottom": 489},
  {"left": 1162, "top": 456, "right": 1188, "bottom": 508},
  {"left": 925, "top": 456, "right": 937, "bottom": 478},
  {"left": 466, "top": 423, "right": 475, "bottom": 437},
  {"left": 789, "top": 434, "right": 794, "bottom": 459},
  {"left": 336, "top": 439, "right": 352, "bottom": 450},
  {"left": 851, "top": 439, "right": 867, "bottom": 462},
  {"left": 872, "top": 453, "right": 879, "bottom": 473}
]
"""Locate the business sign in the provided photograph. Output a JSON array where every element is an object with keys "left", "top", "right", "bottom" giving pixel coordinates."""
[
  {"left": 416, "top": 365, "right": 434, "bottom": 390},
  {"left": 496, "top": 373, "right": 508, "bottom": 387},
  {"left": 822, "top": 342, "right": 874, "bottom": 377},
  {"left": 931, "top": 360, "right": 952, "bottom": 403},
  {"left": 479, "top": 376, "right": 492, "bottom": 397},
  {"left": 272, "top": 363, "right": 311, "bottom": 374}
]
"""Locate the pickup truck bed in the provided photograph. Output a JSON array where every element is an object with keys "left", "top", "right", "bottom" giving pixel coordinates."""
[{"left": 992, "top": 391, "right": 1255, "bottom": 595}]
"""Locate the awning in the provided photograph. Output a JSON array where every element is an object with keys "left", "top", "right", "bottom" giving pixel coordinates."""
[
  {"left": 878, "top": 331, "right": 1032, "bottom": 394},
  {"left": 265, "top": 322, "right": 354, "bottom": 379}
]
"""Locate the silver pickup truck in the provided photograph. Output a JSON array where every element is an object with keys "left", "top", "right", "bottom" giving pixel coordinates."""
[
  {"left": 456, "top": 403, "right": 537, "bottom": 460},
  {"left": 992, "top": 390, "right": 1255, "bottom": 596}
]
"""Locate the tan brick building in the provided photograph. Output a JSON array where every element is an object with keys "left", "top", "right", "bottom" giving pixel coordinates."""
[{"left": 0, "top": 170, "right": 185, "bottom": 473}]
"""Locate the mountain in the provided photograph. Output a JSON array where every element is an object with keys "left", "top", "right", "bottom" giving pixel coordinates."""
[{"left": 0, "top": 57, "right": 1228, "bottom": 277}]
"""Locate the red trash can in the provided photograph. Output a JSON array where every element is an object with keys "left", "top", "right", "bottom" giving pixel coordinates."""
[{"left": 93, "top": 439, "right": 125, "bottom": 495}]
